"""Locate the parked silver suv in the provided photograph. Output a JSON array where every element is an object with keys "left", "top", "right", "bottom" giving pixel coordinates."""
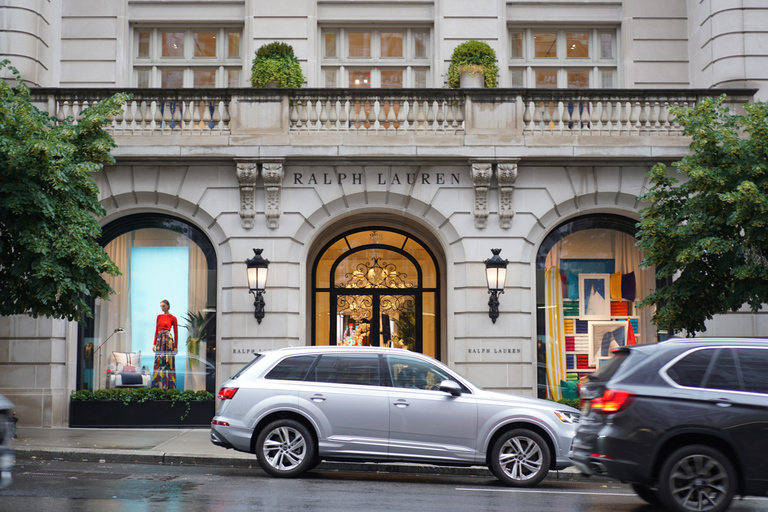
[{"left": 211, "top": 346, "right": 579, "bottom": 487}]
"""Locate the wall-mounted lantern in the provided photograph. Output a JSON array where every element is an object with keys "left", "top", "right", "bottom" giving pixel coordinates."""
[
  {"left": 245, "top": 248, "right": 270, "bottom": 324},
  {"left": 484, "top": 248, "right": 508, "bottom": 323}
]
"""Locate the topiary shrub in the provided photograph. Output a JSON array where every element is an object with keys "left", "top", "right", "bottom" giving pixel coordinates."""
[
  {"left": 251, "top": 42, "right": 306, "bottom": 88},
  {"left": 446, "top": 40, "right": 499, "bottom": 88}
]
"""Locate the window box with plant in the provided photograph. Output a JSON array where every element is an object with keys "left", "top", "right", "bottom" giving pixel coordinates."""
[
  {"left": 250, "top": 42, "right": 306, "bottom": 88},
  {"left": 446, "top": 40, "right": 499, "bottom": 89},
  {"left": 69, "top": 388, "right": 215, "bottom": 428}
]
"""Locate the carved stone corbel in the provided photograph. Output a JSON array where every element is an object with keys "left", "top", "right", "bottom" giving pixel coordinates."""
[
  {"left": 497, "top": 161, "right": 519, "bottom": 229},
  {"left": 236, "top": 160, "right": 259, "bottom": 230},
  {"left": 262, "top": 161, "right": 284, "bottom": 230},
  {"left": 471, "top": 161, "right": 493, "bottom": 229}
]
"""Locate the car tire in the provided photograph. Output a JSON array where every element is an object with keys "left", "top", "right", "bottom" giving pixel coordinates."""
[
  {"left": 255, "top": 419, "right": 316, "bottom": 478},
  {"left": 657, "top": 445, "right": 736, "bottom": 512},
  {"left": 489, "top": 429, "right": 550, "bottom": 487},
  {"left": 631, "top": 483, "right": 661, "bottom": 506}
]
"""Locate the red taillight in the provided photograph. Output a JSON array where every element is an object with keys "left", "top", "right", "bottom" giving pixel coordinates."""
[
  {"left": 590, "top": 389, "right": 635, "bottom": 414},
  {"left": 211, "top": 419, "right": 230, "bottom": 426},
  {"left": 218, "top": 387, "right": 238, "bottom": 400}
]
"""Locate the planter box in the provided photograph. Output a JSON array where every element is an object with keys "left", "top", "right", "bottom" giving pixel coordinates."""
[{"left": 69, "top": 400, "right": 215, "bottom": 428}]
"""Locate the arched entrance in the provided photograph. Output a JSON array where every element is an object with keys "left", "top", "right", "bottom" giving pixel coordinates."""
[
  {"left": 535, "top": 213, "right": 657, "bottom": 399},
  {"left": 311, "top": 227, "right": 441, "bottom": 359}
]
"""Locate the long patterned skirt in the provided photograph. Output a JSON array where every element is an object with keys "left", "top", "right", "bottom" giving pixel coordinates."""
[{"left": 152, "top": 330, "right": 177, "bottom": 389}]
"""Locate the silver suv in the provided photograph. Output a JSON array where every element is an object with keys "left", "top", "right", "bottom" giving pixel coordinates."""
[{"left": 211, "top": 346, "right": 579, "bottom": 487}]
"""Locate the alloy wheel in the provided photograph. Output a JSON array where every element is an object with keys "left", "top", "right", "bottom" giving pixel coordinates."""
[
  {"left": 262, "top": 425, "right": 307, "bottom": 471},
  {"left": 659, "top": 445, "right": 735, "bottom": 512}
]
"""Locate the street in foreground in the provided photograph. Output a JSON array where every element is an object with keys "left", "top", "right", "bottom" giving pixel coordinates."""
[{"left": 1, "top": 457, "right": 767, "bottom": 512}]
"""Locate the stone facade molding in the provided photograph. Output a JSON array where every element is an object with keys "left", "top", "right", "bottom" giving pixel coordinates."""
[
  {"left": 235, "top": 159, "right": 259, "bottom": 230},
  {"left": 470, "top": 161, "right": 493, "bottom": 229},
  {"left": 470, "top": 159, "right": 519, "bottom": 230},
  {"left": 235, "top": 159, "right": 285, "bottom": 230},
  {"left": 262, "top": 160, "right": 285, "bottom": 230},
  {"left": 497, "top": 160, "right": 519, "bottom": 230}
]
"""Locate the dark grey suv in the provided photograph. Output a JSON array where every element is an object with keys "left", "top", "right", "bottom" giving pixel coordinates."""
[{"left": 571, "top": 338, "right": 768, "bottom": 512}]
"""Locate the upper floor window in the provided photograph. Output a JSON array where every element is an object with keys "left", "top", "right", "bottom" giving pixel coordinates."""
[
  {"left": 321, "top": 28, "right": 430, "bottom": 88},
  {"left": 134, "top": 27, "right": 243, "bottom": 88},
  {"left": 508, "top": 28, "right": 617, "bottom": 88}
]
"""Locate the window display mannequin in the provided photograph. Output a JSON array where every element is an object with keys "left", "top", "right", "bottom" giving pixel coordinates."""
[{"left": 152, "top": 299, "right": 178, "bottom": 389}]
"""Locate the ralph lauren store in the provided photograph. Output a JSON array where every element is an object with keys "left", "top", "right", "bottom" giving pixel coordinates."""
[{"left": 61, "top": 158, "right": 663, "bottom": 427}]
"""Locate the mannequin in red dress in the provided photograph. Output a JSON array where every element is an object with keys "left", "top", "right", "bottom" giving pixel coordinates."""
[{"left": 152, "top": 299, "right": 178, "bottom": 389}]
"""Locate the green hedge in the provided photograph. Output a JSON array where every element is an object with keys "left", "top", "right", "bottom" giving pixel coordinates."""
[{"left": 71, "top": 388, "right": 214, "bottom": 403}]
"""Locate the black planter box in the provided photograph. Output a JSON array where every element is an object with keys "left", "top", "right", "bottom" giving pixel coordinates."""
[{"left": 69, "top": 400, "right": 215, "bottom": 428}]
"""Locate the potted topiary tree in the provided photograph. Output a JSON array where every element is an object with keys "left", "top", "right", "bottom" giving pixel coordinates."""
[
  {"left": 446, "top": 40, "right": 499, "bottom": 89},
  {"left": 250, "top": 41, "right": 306, "bottom": 88}
]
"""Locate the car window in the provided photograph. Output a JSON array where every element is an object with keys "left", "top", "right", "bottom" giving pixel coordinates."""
[
  {"left": 265, "top": 355, "right": 316, "bottom": 381},
  {"left": 386, "top": 354, "right": 470, "bottom": 393},
  {"left": 701, "top": 348, "right": 741, "bottom": 391},
  {"left": 308, "top": 354, "right": 382, "bottom": 386},
  {"left": 666, "top": 348, "right": 714, "bottom": 388},
  {"left": 231, "top": 353, "right": 264, "bottom": 379},
  {"left": 736, "top": 348, "right": 768, "bottom": 394},
  {"left": 589, "top": 349, "right": 629, "bottom": 381}
]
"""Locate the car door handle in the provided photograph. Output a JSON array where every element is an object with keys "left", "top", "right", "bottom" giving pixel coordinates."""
[
  {"left": 393, "top": 400, "right": 410, "bottom": 408},
  {"left": 311, "top": 395, "right": 326, "bottom": 402},
  {"left": 711, "top": 398, "right": 732, "bottom": 408}
]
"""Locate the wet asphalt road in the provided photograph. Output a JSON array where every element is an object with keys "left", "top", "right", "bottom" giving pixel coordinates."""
[{"left": 1, "top": 456, "right": 767, "bottom": 512}]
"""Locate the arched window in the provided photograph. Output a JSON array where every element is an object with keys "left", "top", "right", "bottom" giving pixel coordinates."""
[
  {"left": 77, "top": 214, "right": 217, "bottom": 394},
  {"left": 535, "top": 214, "right": 656, "bottom": 399},
  {"left": 312, "top": 228, "right": 440, "bottom": 358}
]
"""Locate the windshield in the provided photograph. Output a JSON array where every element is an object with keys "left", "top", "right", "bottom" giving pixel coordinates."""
[{"left": 590, "top": 350, "right": 629, "bottom": 381}]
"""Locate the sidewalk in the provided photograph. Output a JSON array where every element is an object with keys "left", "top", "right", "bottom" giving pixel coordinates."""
[{"left": 11, "top": 427, "right": 594, "bottom": 481}]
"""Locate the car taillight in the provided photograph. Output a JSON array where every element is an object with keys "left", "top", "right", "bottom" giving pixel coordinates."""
[
  {"left": 590, "top": 389, "right": 635, "bottom": 414},
  {"left": 218, "top": 387, "right": 238, "bottom": 400}
]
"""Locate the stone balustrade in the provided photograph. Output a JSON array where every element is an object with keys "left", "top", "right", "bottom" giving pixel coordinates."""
[{"left": 29, "top": 88, "right": 754, "bottom": 140}]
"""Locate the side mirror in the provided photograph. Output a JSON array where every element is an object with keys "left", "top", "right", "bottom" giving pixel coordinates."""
[{"left": 439, "top": 380, "right": 462, "bottom": 397}]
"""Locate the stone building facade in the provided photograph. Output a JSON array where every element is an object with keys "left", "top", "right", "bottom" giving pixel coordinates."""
[{"left": 1, "top": 0, "right": 767, "bottom": 427}]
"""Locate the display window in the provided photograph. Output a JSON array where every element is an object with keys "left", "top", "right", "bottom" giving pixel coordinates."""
[
  {"left": 77, "top": 214, "right": 217, "bottom": 394},
  {"left": 312, "top": 228, "right": 439, "bottom": 359},
  {"left": 535, "top": 214, "right": 656, "bottom": 400}
]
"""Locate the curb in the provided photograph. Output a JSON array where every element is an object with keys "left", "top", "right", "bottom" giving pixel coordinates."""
[{"left": 13, "top": 446, "right": 606, "bottom": 481}]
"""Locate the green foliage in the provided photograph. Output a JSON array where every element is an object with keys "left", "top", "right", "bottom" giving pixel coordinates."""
[
  {"left": 0, "top": 60, "right": 129, "bottom": 323},
  {"left": 250, "top": 42, "right": 305, "bottom": 88},
  {"left": 255, "top": 42, "right": 296, "bottom": 61},
  {"left": 71, "top": 388, "right": 214, "bottom": 421},
  {"left": 637, "top": 96, "right": 768, "bottom": 334},
  {"left": 551, "top": 397, "right": 581, "bottom": 409},
  {"left": 182, "top": 310, "right": 213, "bottom": 356},
  {"left": 446, "top": 40, "right": 499, "bottom": 88},
  {"left": 71, "top": 388, "right": 214, "bottom": 403}
]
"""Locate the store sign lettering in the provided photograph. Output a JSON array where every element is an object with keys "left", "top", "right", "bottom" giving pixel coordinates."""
[
  {"left": 292, "top": 172, "right": 460, "bottom": 186},
  {"left": 232, "top": 348, "right": 261, "bottom": 354},
  {"left": 467, "top": 348, "right": 521, "bottom": 354}
]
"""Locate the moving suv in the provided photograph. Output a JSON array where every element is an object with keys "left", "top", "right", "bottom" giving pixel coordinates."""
[
  {"left": 571, "top": 338, "right": 768, "bottom": 512},
  {"left": 211, "top": 346, "right": 580, "bottom": 487}
]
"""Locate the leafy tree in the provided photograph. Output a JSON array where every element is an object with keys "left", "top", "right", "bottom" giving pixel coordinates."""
[
  {"left": 637, "top": 95, "right": 768, "bottom": 334},
  {"left": 0, "top": 60, "right": 129, "bottom": 323}
]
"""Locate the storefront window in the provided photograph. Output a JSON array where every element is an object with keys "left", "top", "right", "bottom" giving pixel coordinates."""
[
  {"left": 77, "top": 214, "right": 216, "bottom": 394},
  {"left": 535, "top": 214, "right": 656, "bottom": 399},
  {"left": 312, "top": 228, "right": 440, "bottom": 359}
]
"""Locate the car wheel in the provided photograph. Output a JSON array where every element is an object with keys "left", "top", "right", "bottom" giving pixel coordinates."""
[
  {"left": 255, "top": 419, "right": 316, "bottom": 478},
  {"left": 631, "top": 483, "right": 661, "bottom": 506},
  {"left": 490, "top": 429, "right": 550, "bottom": 487},
  {"left": 658, "top": 445, "right": 736, "bottom": 512}
]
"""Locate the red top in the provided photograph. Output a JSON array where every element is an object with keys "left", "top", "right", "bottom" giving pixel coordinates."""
[{"left": 154, "top": 314, "right": 179, "bottom": 350}]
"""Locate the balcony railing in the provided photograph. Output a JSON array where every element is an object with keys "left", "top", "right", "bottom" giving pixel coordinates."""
[{"left": 29, "top": 88, "right": 754, "bottom": 140}]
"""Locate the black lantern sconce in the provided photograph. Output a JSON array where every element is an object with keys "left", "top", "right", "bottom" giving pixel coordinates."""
[
  {"left": 484, "top": 248, "right": 509, "bottom": 323},
  {"left": 245, "top": 248, "right": 270, "bottom": 324}
]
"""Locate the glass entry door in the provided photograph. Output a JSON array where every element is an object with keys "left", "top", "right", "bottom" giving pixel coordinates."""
[{"left": 313, "top": 229, "right": 439, "bottom": 358}]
